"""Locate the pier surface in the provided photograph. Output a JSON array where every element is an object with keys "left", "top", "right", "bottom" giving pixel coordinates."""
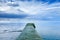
[{"left": 16, "top": 23, "right": 42, "bottom": 40}]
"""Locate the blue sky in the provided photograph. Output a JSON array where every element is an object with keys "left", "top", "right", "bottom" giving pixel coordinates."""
[{"left": 0, "top": 0, "right": 60, "bottom": 21}]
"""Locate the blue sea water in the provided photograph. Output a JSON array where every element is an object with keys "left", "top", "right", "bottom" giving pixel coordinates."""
[{"left": 0, "top": 19, "right": 60, "bottom": 40}]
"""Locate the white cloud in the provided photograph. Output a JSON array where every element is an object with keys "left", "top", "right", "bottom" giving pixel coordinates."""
[
  {"left": 0, "top": 6, "right": 10, "bottom": 11},
  {"left": 0, "top": 1, "right": 60, "bottom": 20}
]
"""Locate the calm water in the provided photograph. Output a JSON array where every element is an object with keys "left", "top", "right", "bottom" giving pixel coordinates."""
[{"left": 0, "top": 19, "right": 60, "bottom": 40}]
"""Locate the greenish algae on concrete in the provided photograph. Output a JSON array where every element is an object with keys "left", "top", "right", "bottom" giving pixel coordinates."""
[{"left": 16, "top": 23, "right": 42, "bottom": 40}]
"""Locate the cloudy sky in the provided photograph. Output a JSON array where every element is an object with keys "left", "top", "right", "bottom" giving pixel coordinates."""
[{"left": 0, "top": 0, "right": 60, "bottom": 21}]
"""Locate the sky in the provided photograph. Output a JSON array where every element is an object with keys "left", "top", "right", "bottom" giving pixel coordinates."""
[
  {"left": 0, "top": 0, "right": 60, "bottom": 21},
  {"left": 0, "top": 0, "right": 60, "bottom": 39}
]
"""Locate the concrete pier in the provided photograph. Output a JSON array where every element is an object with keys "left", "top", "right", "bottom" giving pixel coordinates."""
[{"left": 16, "top": 23, "right": 42, "bottom": 40}]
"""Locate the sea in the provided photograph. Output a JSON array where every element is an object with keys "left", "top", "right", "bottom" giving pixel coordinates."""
[{"left": 0, "top": 18, "right": 60, "bottom": 40}]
